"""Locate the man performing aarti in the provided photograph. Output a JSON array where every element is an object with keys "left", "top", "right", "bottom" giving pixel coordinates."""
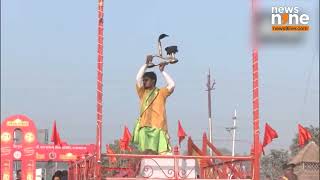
[{"left": 132, "top": 55, "right": 175, "bottom": 154}]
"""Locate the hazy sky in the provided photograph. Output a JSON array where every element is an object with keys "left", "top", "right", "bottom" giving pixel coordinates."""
[{"left": 1, "top": 0, "right": 319, "bottom": 154}]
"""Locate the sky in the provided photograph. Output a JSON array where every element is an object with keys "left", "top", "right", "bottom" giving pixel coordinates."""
[{"left": 1, "top": 0, "right": 319, "bottom": 154}]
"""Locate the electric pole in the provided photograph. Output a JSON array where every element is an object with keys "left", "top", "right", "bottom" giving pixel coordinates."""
[
  {"left": 232, "top": 109, "right": 237, "bottom": 157},
  {"left": 225, "top": 109, "right": 237, "bottom": 157},
  {"left": 206, "top": 69, "right": 215, "bottom": 155}
]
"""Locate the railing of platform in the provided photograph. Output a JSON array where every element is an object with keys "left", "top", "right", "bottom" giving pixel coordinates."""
[
  {"left": 68, "top": 154, "right": 97, "bottom": 180},
  {"left": 69, "top": 153, "right": 253, "bottom": 180}
]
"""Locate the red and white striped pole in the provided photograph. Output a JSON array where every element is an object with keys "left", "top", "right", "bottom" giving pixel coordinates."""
[
  {"left": 96, "top": 0, "right": 104, "bottom": 178},
  {"left": 252, "top": 0, "right": 261, "bottom": 179}
]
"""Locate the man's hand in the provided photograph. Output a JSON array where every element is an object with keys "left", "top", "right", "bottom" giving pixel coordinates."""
[
  {"left": 159, "top": 63, "right": 167, "bottom": 72},
  {"left": 146, "top": 55, "right": 153, "bottom": 65}
]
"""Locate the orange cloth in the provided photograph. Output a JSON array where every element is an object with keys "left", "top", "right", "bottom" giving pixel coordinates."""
[{"left": 136, "top": 85, "right": 173, "bottom": 132}]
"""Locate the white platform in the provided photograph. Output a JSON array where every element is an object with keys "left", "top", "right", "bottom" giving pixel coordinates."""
[{"left": 139, "top": 158, "right": 196, "bottom": 179}]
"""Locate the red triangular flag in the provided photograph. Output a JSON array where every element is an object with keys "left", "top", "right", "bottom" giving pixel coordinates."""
[
  {"left": 178, "top": 120, "right": 187, "bottom": 145},
  {"left": 298, "top": 124, "right": 312, "bottom": 147},
  {"left": 120, "top": 126, "right": 132, "bottom": 151},
  {"left": 262, "top": 123, "right": 278, "bottom": 148},
  {"left": 50, "top": 120, "right": 61, "bottom": 146},
  {"left": 106, "top": 145, "right": 117, "bottom": 163}
]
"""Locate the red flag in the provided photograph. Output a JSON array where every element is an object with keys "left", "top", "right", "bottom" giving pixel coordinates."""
[
  {"left": 50, "top": 120, "right": 61, "bottom": 146},
  {"left": 298, "top": 124, "right": 312, "bottom": 147},
  {"left": 262, "top": 123, "right": 278, "bottom": 148},
  {"left": 106, "top": 145, "right": 117, "bottom": 163},
  {"left": 178, "top": 120, "right": 187, "bottom": 145},
  {"left": 119, "top": 126, "right": 132, "bottom": 151}
]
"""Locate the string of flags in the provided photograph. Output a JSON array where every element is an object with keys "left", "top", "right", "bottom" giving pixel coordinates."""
[{"left": 49, "top": 120, "right": 314, "bottom": 156}]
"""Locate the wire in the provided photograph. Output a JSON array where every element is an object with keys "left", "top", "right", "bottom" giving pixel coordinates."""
[{"left": 170, "top": 138, "right": 252, "bottom": 144}]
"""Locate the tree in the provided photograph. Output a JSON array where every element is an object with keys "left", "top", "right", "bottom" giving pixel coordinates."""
[
  {"left": 102, "top": 140, "right": 140, "bottom": 177},
  {"left": 289, "top": 125, "right": 319, "bottom": 156},
  {"left": 109, "top": 140, "right": 139, "bottom": 154},
  {"left": 217, "top": 147, "right": 232, "bottom": 155},
  {"left": 261, "top": 149, "right": 289, "bottom": 179}
]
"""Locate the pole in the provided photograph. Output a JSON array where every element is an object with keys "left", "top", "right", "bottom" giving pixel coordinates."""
[
  {"left": 226, "top": 109, "right": 237, "bottom": 179},
  {"left": 231, "top": 109, "right": 237, "bottom": 157},
  {"left": 252, "top": 0, "right": 260, "bottom": 179},
  {"left": 44, "top": 168, "right": 47, "bottom": 180},
  {"left": 45, "top": 129, "right": 49, "bottom": 144},
  {"left": 206, "top": 69, "right": 215, "bottom": 155},
  {"left": 96, "top": 0, "right": 104, "bottom": 178}
]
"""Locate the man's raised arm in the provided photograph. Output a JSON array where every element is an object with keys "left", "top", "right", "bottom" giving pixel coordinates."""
[
  {"left": 159, "top": 64, "right": 175, "bottom": 91},
  {"left": 162, "top": 71, "right": 175, "bottom": 91},
  {"left": 136, "top": 55, "right": 153, "bottom": 88},
  {"left": 136, "top": 64, "right": 147, "bottom": 88}
]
